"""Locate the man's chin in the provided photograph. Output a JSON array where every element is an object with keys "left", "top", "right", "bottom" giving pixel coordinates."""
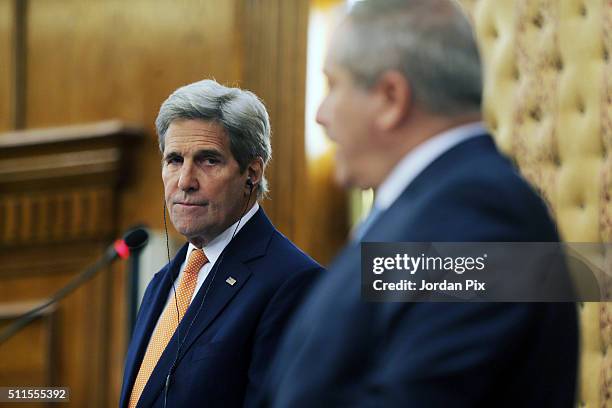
[
  {"left": 333, "top": 167, "right": 350, "bottom": 188},
  {"left": 334, "top": 168, "right": 365, "bottom": 190},
  {"left": 173, "top": 223, "right": 205, "bottom": 240}
]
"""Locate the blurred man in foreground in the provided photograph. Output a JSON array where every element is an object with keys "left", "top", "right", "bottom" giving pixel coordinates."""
[
  {"left": 120, "top": 79, "right": 323, "bottom": 408},
  {"left": 263, "top": 0, "right": 578, "bottom": 406}
]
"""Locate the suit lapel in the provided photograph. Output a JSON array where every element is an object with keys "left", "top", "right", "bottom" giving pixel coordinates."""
[{"left": 136, "top": 207, "right": 275, "bottom": 407}]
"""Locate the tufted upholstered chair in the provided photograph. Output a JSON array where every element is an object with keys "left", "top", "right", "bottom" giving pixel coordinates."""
[{"left": 457, "top": 0, "right": 611, "bottom": 406}]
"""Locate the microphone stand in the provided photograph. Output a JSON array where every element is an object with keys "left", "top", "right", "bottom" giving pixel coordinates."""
[
  {"left": 127, "top": 244, "right": 144, "bottom": 338},
  {"left": 0, "top": 248, "right": 116, "bottom": 345},
  {"left": 0, "top": 228, "right": 148, "bottom": 345}
]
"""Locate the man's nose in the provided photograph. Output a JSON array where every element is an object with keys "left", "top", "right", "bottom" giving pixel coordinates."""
[
  {"left": 178, "top": 161, "right": 199, "bottom": 191},
  {"left": 315, "top": 99, "right": 327, "bottom": 127},
  {"left": 316, "top": 99, "right": 335, "bottom": 142}
]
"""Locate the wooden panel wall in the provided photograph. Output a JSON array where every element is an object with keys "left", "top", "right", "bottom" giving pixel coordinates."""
[
  {"left": 0, "top": 303, "right": 57, "bottom": 388},
  {"left": 25, "top": 0, "right": 242, "bottom": 232},
  {"left": 0, "top": 243, "right": 111, "bottom": 407},
  {"left": 242, "top": 0, "right": 310, "bottom": 247},
  {"left": 0, "top": 0, "right": 14, "bottom": 131},
  {"left": 0, "top": 124, "right": 143, "bottom": 408},
  {"left": 1, "top": 2, "right": 242, "bottom": 407},
  {"left": 0, "top": 0, "right": 347, "bottom": 406}
]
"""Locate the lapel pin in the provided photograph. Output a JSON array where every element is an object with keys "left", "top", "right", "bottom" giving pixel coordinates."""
[{"left": 226, "top": 277, "right": 237, "bottom": 286}]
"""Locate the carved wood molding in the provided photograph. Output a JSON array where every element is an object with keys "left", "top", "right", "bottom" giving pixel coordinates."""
[
  {"left": 0, "top": 148, "right": 121, "bottom": 183},
  {"left": 0, "top": 120, "right": 144, "bottom": 247}
]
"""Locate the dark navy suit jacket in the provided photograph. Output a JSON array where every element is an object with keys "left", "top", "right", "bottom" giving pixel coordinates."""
[
  {"left": 120, "top": 208, "right": 323, "bottom": 408},
  {"left": 264, "top": 135, "right": 578, "bottom": 407}
]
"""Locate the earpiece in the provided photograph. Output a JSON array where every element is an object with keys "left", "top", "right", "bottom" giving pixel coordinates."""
[{"left": 246, "top": 178, "right": 254, "bottom": 190}]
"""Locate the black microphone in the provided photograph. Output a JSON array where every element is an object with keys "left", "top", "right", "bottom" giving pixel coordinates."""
[
  {"left": 109, "top": 227, "right": 150, "bottom": 259},
  {"left": 0, "top": 227, "right": 149, "bottom": 345},
  {"left": 123, "top": 227, "right": 149, "bottom": 250}
]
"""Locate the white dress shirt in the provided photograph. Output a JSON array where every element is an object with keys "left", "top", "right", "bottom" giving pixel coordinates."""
[{"left": 375, "top": 122, "right": 487, "bottom": 211}]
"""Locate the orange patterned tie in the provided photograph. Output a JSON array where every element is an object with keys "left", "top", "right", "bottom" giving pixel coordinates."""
[{"left": 128, "top": 248, "right": 208, "bottom": 408}]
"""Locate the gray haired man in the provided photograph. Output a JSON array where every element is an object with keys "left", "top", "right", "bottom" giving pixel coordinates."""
[
  {"left": 120, "top": 79, "right": 323, "bottom": 408},
  {"left": 262, "top": 0, "right": 577, "bottom": 407}
]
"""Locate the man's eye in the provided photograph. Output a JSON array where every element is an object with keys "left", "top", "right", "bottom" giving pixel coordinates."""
[
  {"left": 198, "top": 156, "right": 220, "bottom": 165},
  {"left": 204, "top": 158, "right": 219, "bottom": 165},
  {"left": 166, "top": 157, "right": 182, "bottom": 164}
]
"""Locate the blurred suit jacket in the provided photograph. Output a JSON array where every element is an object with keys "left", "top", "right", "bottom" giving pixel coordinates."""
[
  {"left": 263, "top": 134, "right": 578, "bottom": 408},
  {"left": 120, "top": 208, "right": 323, "bottom": 408}
]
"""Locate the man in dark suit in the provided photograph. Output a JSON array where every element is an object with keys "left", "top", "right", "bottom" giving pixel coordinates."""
[
  {"left": 120, "top": 79, "right": 323, "bottom": 408},
  {"left": 263, "top": 0, "right": 578, "bottom": 406}
]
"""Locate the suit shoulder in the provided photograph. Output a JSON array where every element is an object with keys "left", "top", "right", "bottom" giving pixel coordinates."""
[
  {"left": 408, "top": 146, "right": 559, "bottom": 241},
  {"left": 266, "top": 230, "right": 323, "bottom": 272},
  {"left": 247, "top": 229, "right": 324, "bottom": 286},
  {"left": 437, "top": 148, "right": 549, "bottom": 213},
  {"left": 246, "top": 230, "right": 324, "bottom": 298}
]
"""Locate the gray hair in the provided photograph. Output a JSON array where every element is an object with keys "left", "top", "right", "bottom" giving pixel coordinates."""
[
  {"left": 340, "top": 0, "right": 482, "bottom": 116},
  {"left": 156, "top": 79, "right": 272, "bottom": 198}
]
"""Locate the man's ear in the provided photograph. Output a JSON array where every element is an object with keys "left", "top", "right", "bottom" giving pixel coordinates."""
[
  {"left": 373, "top": 70, "right": 412, "bottom": 132},
  {"left": 246, "top": 157, "right": 264, "bottom": 188}
]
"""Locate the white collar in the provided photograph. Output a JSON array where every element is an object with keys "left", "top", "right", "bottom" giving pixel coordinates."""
[
  {"left": 185, "top": 202, "right": 260, "bottom": 267},
  {"left": 375, "top": 122, "right": 487, "bottom": 210}
]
